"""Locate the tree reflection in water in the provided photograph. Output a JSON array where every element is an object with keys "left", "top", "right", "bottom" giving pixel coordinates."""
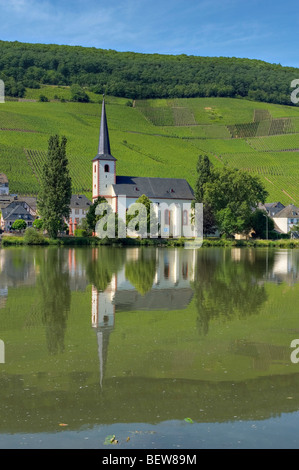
[
  {"left": 125, "top": 249, "right": 156, "bottom": 295},
  {"left": 193, "top": 248, "right": 275, "bottom": 336},
  {"left": 85, "top": 246, "right": 126, "bottom": 292},
  {"left": 37, "top": 248, "right": 71, "bottom": 355}
]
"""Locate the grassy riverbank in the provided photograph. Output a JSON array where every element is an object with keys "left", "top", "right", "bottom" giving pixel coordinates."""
[{"left": 1, "top": 234, "right": 299, "bottom": 248}]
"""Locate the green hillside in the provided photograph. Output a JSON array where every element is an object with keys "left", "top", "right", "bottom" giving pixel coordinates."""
[
  {"left": 0, "top": 93, "right": 299, "bottom": 205},
  {"left": 1, "top": 39, "right": 299, "bottom": 107}
]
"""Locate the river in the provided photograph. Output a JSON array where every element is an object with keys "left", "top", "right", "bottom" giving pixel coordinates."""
[{"left": 0, "top": 245, "right": 299, "bottom": 449}]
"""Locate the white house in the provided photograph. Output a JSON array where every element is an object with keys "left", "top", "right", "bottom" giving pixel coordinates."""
[
  {"left": 68, "top": 194, "right": 92, "bottom": 235},
  {"left": 272, "top": 204, "right": 299, "bottom": 234},
  {"left": 92, "top": 99, "right": 195, "bottom": 238}
]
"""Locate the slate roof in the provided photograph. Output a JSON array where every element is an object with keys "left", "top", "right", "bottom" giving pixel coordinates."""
[
  {"left": 2, "top": 204, "right": 34, "bottom": 221},
  {"left": 70, "top": 194, "right": 92, "bottom": 209},
  {"left": 112, "top": 176, "right": 194, "bottom": 200},
  {"left": 20, "top": 196, "right": 37, "bottom": 212},
  {"left": 258, "top": 201, "right": 286, "bottom": 216},
  {"left": 0, "top": 196, "right": 37, "bottom": 213},
  {"left": 114, "top": 287, "right": 194, "bottom": 312},
  {"left": 274, "top": 204, "right": 299, "bottom": 218},
  {"left": 93, "top": 99, "right": 116, "bottom": 162}
]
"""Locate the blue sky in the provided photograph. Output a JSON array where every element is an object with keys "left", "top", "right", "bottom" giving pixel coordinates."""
[{"left": 0, "top": 0, "right": 298, "bottom": 68}]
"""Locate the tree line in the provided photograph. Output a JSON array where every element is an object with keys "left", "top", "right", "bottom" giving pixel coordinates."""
[{"left": 0, "top": 40, "right": 298, "bottom": 105}]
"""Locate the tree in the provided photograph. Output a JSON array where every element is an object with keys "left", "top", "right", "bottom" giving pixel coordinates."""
[
  {"left": 204, "top": 166, "right": 268, "bottom": 237},
  {"left": 250, "top": 209, "right": 274, "bottom": 239},
  {"left": 39, "top": 94, "right": 49, "bottom": 102},
  {"left": 38, "top": 135, "right": 72, "bottom": 239},
  {"left": 70, "top": 84, "right": 90, "bottom": 102},
  {"left": 193, "top": 155, "right": 217, "bottom": 235},
  {"left": 86, "top": 196, "right": 108, "bottom": 233},
  {"left": 33, "top": 218, "right": 43, "bottom": 230},
  {"left": 290, "top": 222, "right": 299, "bottom": 232},
  {"left": 194, "top": 154, "right": 213, "bottom": 203},
  {"left": 126, "top": 194, "right": 158, "bottom": 237},
  {"left": 12, "top": 219, "right": 27, "bottom": 231}
]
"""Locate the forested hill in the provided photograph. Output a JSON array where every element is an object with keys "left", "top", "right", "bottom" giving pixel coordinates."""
[{"left": 0, "top": 39, "right": 299, "bottom": 106}]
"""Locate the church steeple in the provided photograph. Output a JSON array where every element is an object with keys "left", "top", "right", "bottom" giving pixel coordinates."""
[
  {"left": 94, "top": 96, "right": 116, "bottom": 161},
  {"left": 92, "top": 96, "right": 117, "bottom": 201}
]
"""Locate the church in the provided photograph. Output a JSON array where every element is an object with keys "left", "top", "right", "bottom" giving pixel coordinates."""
[{"left": 92, "top": 99, "right": 195, "bottom": 237}]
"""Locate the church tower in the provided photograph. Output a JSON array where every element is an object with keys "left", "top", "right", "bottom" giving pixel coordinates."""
[{"left": 92, "top": 98, "right": 116, "bottom": 202}]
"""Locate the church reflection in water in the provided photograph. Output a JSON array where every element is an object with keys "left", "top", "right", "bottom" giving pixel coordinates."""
[{"left": 91, "top": 248, "right": 196, "bottom": 386}]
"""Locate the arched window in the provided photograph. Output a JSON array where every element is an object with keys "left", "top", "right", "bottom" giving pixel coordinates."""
[
  {"left": 94, "top": 165, "right": 96, "bottom": 173},
  {"left": 183, "top": 210, "right": 188, "bottom": 226},
  {"left": 164, "top": 209, "right": 170, "bottom": 225},
  {"left": 104, "top": 164, "right": 109, "bottom": 173}
]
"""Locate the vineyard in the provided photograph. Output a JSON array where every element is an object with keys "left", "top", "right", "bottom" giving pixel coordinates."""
[
  {"left": 247, "top": 134, "right": 299, "bottom": 151},
  {"left": 0, "top": 94, "right": 299, "bottom": 205},
  {"left": 25, "top": 148, "right": 92, "bottom": 196}
]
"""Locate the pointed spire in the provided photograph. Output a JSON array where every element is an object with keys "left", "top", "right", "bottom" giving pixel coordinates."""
[
  {"left": 98, "top": 96, "right": 110, "bottom": 155},
  {"left": 94, "top": 95, "right": 116, "bottom": 161}
]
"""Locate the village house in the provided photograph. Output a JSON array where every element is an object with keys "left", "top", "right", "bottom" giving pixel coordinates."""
[
  {"left": 92, "top": 99, "right": 195, "bottom": 237},
  {"left": 258, "top": 201, "right": 299, "bottom": 236},
  {"left": 1, "top": 201, "right": 35, "bottom": 231},
  {"left": 272, "top": 204, "right": 299, "bottom": 234},
  {"left": 68, "top": 194, "right": 92, "bottom": 235},
  {"left": 0, "top": 195, "right": 37, "bottom": 215}
]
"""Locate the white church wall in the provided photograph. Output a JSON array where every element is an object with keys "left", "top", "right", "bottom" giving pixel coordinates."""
[
  {"left": 92, "top": 161, "right": 99, "bottom": 200},
  {"left": 111, "top": 195, "right": 194, "bottom": 238},
  {"left": 98, "top": 160, "right": 115, "bottom": 197}
]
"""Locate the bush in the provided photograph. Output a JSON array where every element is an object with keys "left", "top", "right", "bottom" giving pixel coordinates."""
[
  {"left": 12, "top": 219, "right": 27, "bottom": 231},
  {"left": 1, "top": 236, "right": 24, "bottom": 246},
  {"left": 33, "top": 218, "right": 43, "bottom": 230},
  {"left": 39, "top": 94, "right": 49, "bottom": 102},
  {"left": 70, "top": 84, "right": 90, "bottom": 103},
  {"left": 24, "top": 227, "right": 48, "bottom": 245},
  {"left": 74, "top": 228, "right": 87, "bottom": 237}
]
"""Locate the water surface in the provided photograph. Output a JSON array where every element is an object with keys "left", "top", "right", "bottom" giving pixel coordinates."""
[{"left": 0, "top": 246, "right": 299, "bottom": 449}]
